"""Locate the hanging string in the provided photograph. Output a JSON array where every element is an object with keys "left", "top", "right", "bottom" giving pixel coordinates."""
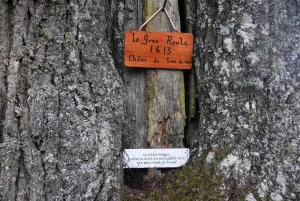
[
  {"left": 163, "top": 8, "right": 179, "bottom": 32},
  {"left": 138, "top": 0, "right": 180, "bottom": 33},
  {"left": 138, "top": 8, "right": 162, "bottom": 31}
]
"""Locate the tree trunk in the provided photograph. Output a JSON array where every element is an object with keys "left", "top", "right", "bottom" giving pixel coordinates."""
[
  {"left": 0, "top": 1, "right": 123, "bottom": 200},
  {"left": 192, "top": 0, "right": 300, "bottom": 200}
]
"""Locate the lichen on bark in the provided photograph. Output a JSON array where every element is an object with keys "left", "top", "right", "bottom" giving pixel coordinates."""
[
  {"left": 0, "top": 1, "right": 123, "bottom": 200},
  {"left": 192, "top": 0, "right": 300, "bottom": 200}
]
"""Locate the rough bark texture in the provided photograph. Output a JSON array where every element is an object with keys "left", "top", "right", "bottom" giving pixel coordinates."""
[
  {"left": 0, "top": 0, "right": 123, "bottom": 200},
  {"left": 192, "top": 0, "right": 300, "bottom": 200}
]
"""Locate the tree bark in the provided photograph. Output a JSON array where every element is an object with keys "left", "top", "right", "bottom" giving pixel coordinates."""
[
  {"left": 0, "top": 1, "right": 123, "bottom": 200},
  {"left": 192, "top": 0, "right": 300, "bottom": 200}
]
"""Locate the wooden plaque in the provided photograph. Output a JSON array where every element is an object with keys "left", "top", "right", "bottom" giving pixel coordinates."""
[{"left": 124, "top": 30, "right": 194, "bottom": 69}]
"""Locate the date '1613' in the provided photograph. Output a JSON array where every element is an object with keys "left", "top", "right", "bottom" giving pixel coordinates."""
[{"left": 150, "top": 46, "right": 171, "bottom": 54}]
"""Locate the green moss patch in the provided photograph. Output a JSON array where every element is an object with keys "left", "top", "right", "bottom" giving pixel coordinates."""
[{"left": 148, "top": 151, "right": 226, "bottom": 201}]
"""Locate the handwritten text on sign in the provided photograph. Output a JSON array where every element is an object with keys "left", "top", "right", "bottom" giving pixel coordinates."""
[
  {"left": 124, "top": 31, "right": 194, "bottom": 69},
  {"left": 123, "top": 148, "right": 189, "bottom": 168}
]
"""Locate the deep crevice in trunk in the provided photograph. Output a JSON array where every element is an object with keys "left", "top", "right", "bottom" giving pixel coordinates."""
[
  {"left": 1, "top": 0, "right": 14, "bottom": 143},
  {"left": 123, "top": 2, "right": 197, "bottom": 198},
  {"left": 178, "top": 0, "right": 187, "bottom": 33},
  {"left": 178, "top": 0, "right": 199, "bottom": 149}
]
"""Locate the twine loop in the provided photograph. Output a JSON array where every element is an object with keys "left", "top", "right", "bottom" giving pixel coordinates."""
[{"left": 138, "top": 0, "right": 180, "bottom": 33}]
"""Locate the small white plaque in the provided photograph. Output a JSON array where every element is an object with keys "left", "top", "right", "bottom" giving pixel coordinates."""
[{"left": 123, "top": 148, "right": 189, "bottom": 168}]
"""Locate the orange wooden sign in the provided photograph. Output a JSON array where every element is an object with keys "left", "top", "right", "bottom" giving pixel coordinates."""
[{"left": 124, "top": 30, "right": 194, "bottom": 69}]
